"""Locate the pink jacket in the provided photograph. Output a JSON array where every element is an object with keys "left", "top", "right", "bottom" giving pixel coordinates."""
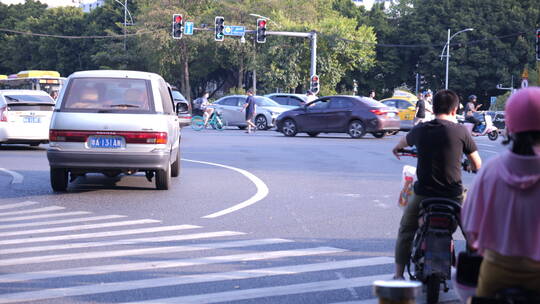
[{"left": 461, "top": 150, "right": 540, "bottom": 261}]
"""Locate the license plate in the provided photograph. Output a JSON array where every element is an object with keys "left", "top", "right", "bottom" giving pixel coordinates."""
[
  {"left": 88, "top": 136, "right": 125, "bottom": 149},
  {"left": 23, "top": 116, "right": 41, "bottom": 123}
]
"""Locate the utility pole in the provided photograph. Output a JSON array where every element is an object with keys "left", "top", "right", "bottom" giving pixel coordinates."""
[{"left": 252, "top": 38, "right": 257, "bottom": 94}]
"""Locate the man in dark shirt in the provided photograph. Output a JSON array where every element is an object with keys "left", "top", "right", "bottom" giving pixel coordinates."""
[
  {"left": 414, "top": 94, "right": 426, "bottom": 125},
  {"left": 242, "top": 89, "right": 257, "bottom": 133},
  {"left": 391, "top": 89, "right": 482, "bottom": 280}
]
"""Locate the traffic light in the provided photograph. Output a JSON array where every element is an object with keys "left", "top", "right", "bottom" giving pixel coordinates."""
[
  {"left": 536, "top": 29, "right": 540, "bottom": 61},
  {"left": 256, "top": 18, "right": 267, "bottom": 43},
  {"left": 310, "top": 75, "right": 319, "bottom": 94},
  {"left": 172, "top": 14, "right": 183, "bottom": 39},
  {"left": 215, "top": 16, "right": 224, "bottom": 41}
]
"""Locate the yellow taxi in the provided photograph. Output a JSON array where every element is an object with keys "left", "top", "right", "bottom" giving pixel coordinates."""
[{"left": 380, "top": 90, "right": 418, "bottom": 130}]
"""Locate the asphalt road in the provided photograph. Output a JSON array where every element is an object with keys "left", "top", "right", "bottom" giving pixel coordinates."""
[{"left": 0, "top": 127, "right": 506, "bottom": 304}]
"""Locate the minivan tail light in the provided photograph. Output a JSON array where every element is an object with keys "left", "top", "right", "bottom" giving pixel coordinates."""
[
  {"left": 49, "top": 130, "right": 168, "bottom": 144},
  {"left": 0, "top": 106, "right": 7, "bottom": 122}
]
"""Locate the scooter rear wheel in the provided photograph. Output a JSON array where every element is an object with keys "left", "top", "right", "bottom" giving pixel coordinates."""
[
  {"left": 426, "top": 274, "right": 440, "bottom": 304},
  {"left": 488, "top": 130, "right": 498, "bottom": 141}
]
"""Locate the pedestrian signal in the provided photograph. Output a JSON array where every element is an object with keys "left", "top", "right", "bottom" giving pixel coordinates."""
[
  {"left": 172, "top": 14, "right": 183, "bottom": 39},
  {"left": 215, "top": 16, "right": 225, "bottom": 41},
  {"left": 256, "top": 19, "right": 267, "bottom": 43}
]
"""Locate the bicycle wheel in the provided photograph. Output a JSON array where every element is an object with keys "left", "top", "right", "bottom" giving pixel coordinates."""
[
  {"left": 191, "top": 116, "right": 205, "bottom": 131},
  {"left": 213, "top": 116, "right": 227, "bottom": 131}
]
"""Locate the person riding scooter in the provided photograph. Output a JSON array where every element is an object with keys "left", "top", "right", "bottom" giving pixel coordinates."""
[
  {"left": 461, "top": 86, "right": 540, "bottom": 299},
  {"left": 465, "top": 95, "right": 482, "bottom": 131},
  {"left": 391, "top": 89, "right": 482, "bottom": 281}
]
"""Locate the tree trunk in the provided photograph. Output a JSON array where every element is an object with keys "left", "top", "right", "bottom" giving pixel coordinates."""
[
  {"left": 238, "top": 56, "right": 244, "bottom": 90},
  {"left": 181, "top": 42, "right": 191, "bottom": 101}
]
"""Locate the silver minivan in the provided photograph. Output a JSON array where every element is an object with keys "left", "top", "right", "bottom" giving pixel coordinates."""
[{"left": 47, "top": 70, "right": 181, "bottom": 191}]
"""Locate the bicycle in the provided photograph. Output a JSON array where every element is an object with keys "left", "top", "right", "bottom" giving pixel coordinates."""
[{"left": 191, "top": 110, "right": 227, "bottom": 131}]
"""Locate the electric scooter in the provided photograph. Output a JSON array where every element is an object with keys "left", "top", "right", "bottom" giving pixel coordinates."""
[{"left": 461, "top": 112, "right": 499, "bottom": 141}]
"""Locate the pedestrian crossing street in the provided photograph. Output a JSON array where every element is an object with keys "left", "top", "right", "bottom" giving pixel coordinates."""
[{"left": 0, "top": 201, "right": 455, "bottom": 303}]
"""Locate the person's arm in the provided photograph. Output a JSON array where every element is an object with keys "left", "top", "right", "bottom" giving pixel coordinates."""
[
  {"left": 466, "top": 151, "right": 482, "bottom": 172},
  {"left": 392, "top": 136, "right": 409, "bottom": 160}
]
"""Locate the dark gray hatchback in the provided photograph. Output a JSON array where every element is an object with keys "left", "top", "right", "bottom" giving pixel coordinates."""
[{"left": 275, "top": 95, "right": 400, "bottom": 138}]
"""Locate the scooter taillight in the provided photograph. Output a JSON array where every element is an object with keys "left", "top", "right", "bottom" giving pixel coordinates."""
[{"left": 428, "top": 216, "right": 451, "bottom": 229}]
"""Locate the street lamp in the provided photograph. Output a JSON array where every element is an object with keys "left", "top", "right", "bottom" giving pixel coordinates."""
[
  {"left": 248, "top": 13, "right": 279, "bottom": 28},
  {"left": 113, "top": 0, "right": 134, "bottom": 51},
  {"left": 440, "top": 28, "right": 473, "bottom": 89}
]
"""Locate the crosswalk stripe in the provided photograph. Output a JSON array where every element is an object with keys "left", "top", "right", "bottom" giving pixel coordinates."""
[
  {"left": 0, "top": 238, "right": 293, "bottom": 267},
  {"left": 0, "top": 230, "right": 246, "bottom": 255},
  {"left": 0, "top": 238, "right": 297, "bottom": 283},
  {"left": 0, "top": 206, "right": 64, "bottom": 217},
  {"left": 0, "top": 214, "right": 127, "bottom": 230},
  {"left": 0, "top": 211, "right": 91, "bottom": 223},
  {"left": 0, "top": 257, "right": 392, "bottom": 303},
  {"left": 0, "top": 218, "right": 160, "bottom": 237},
  {"left": 0, "top": 201, "right": 38, "bottom": 211},
  {"left": 0, "top": 224, "right": 200, "bottom": 246},
  {"left": 128, "top": 274, "right": 394, "bottom": 304}
]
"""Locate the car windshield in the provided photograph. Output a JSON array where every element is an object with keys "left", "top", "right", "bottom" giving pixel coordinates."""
[
  {"left": 171, "top": 90, "right": 186, "bottom": 101},
  {"left": 255, "top": 96, "right": 280, "bottom": 107},
  {"left": 4, "top": 94, "right": 54, "bottom": 104},
  {"left": 61, "top": 78, "right": 153, "bottom": 113}
]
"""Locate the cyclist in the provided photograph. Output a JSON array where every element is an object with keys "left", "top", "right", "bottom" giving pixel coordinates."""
[
  {"left": 461, "top": 87, "right": 540, "bottom": 297},
  {"left": 391, "top": 89, "right": 482, "bottom": 280}
]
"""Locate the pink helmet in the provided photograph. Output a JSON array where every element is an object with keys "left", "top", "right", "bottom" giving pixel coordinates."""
[{"left": 504, "top": 87, "right": 540, "bottom": 133}]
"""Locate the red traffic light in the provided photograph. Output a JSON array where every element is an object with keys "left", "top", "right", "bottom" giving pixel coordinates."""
[
  {"left": 175, "top": 15, "right": 182, "bottom": 23},
  {"left": 258, "top": 20, "right": 267, "bottom": 27},
  {"left": 311, "top": 75, "right": 319, "bottom": 82}
]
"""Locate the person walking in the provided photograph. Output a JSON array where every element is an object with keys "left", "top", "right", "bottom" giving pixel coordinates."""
[
  {"left": 242, "top": 89, "right": 257, "bottom": 133},
  {"left": 414, "top": 93, "right": 426, "bottom": 125},
  {"left": 369, "top": 90, "right": 376, "bottom": 100},
  {"left": 391, "top": 89, "right": 482, "bottom": 280},
  {"left": 461, "top": 87, "right": 540, "bottom": 298}
]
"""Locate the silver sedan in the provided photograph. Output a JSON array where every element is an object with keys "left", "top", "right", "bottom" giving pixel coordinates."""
[{"left": 211, "top": 95, "right": 294, "bottom": 130}]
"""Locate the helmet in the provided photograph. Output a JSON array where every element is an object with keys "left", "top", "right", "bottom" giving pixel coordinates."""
[
  {"left": 505, "top": 87, "right": 540, "bottom": 133},
  {"left": 468, "top": 95, "right": 477, "bottom": 100}
]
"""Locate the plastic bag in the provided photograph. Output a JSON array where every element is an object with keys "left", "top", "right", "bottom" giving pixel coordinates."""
[{"left": 398, "top": 165, "right": 416, "bottom": 208}]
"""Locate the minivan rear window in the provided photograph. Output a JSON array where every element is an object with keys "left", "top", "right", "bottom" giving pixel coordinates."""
[
  {"left": 4, "top": 94, "right": 54, "bottom": 104},
  {"left": 61, "top": 78, "right": 154, "bottom": 113}
]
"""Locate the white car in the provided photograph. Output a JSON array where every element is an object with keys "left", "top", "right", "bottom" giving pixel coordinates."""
[
  {"left": 0, "top": 89, "right": 55, "bottom": 146},
  {"left": 47, "top": 70, "right": 181, "bottom": 191},
  {"left": 211, "top": 95, "right": 294, "bottom": 130}
]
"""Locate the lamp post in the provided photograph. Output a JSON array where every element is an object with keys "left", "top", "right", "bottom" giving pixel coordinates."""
[
  {"left": 113, "top": 0, "right": 134, "bottom": 51},
  {"left": 440, "top": 28, "right": 473, "bottom": 89}
]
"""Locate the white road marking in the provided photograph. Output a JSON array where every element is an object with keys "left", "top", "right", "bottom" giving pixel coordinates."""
[
  {"left": 0, "top": 211, "right": 91, "bottom": 223},
  {"left": 331, "top": 289, "right": 459, "bottom": 304},
  {"left": 0, "top": 218, "right": 159, "bottom": 237},
  {"left": 0, "top": 238, "right": 292, "bottom": 266},
  {"left": 336, "top": 272, "right": 360, "bottom": 299},
  {"left": 0, "top": 214, "right": 127, "bottom": 230},
  {"left": 0, "top": 206, "right": 64, "bottom": 217},
  {"left": 0, "top": 201, "right": 38, "bottom": 210},
  {"left": 0, "top": 230, "right": 245, "bottom": 255},
  {"left": 477, "top": 143, "right": 495, "bottom": 148},
  {"left": 482, "top": 149, "right": 499, "bottom": 154},
  {"left": 125, "top": 274, "right": 394, "bottom": 304},
  {"left": 0, "top": 168, "right": 23, "bottom": 184},
  {"left": 182, "top": 158, "right": 269, "bottom": 218},
  {"left": 0, "top": 256, "right": 392, "bottom": 303},
  {"left": 0, "top": 238, "right": 297, "bottom": 283},
  {"left": 0, "top": 224, "right": 200, "bottom": 246}
]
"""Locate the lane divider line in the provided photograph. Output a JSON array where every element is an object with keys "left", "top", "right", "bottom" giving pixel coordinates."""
[
  {"left": 0, "top": 168, "right": 23, "bottom": 184},
  {"left": 182, "top": 158, "right": 269, "bottom": 219}
]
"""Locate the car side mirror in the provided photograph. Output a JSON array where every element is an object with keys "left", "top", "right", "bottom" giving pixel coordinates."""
[{"left": 176, "top": 102, "right": 189, "bottom": 115}]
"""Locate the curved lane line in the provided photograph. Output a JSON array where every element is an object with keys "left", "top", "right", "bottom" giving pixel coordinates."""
[
  {"left": 181, "top": 158, "right": 269, "bottom": 219},
  {"left": 0, "top": 168, "right": 23, "bottom": 184}
]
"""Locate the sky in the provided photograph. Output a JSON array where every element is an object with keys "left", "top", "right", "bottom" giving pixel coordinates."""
[{"left": 0, "top": 0, "right": 95, "bottom": 8}]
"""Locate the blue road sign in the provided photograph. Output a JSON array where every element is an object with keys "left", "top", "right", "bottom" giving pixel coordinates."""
[
  {"left": 184, "top": 22, "right": 194, "bottom": 35},
  {"left": 223, "top": 25, "right": 245, "bottom": 36}
]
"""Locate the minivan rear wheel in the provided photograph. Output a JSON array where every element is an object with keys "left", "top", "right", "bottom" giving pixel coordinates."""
[
  {"left": 155, "top": 164, "right": 171, "bottom": 190},
  {"left": 171, "top": 150, "right": 180, "bottom": 178},
  {"left": 50, "top": 168, "right": 68, "bottom": 192}
]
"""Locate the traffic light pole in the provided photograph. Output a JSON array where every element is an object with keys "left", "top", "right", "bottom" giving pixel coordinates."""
[{"left": 265, "top": 31, "right": 317, "bottom": 77}]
